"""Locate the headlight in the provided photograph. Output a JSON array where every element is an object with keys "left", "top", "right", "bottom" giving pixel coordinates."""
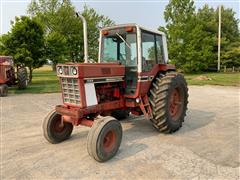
[
  {"left": 57, "top": 66, "right": 63, "bottom": 74},
  {"left": 71, "top": 67, "right": 77, "bottom": 75}
]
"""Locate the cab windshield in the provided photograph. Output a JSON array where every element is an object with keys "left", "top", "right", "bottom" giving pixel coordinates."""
[{"left": 101, "top": 29, "right": 137, "bottom": 66}]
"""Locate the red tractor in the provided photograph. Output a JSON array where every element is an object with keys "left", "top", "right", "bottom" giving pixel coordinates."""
[
  {"left": 0, "top": 56, "right": 28, "bottom": 96},
  {"left": 43, "top": 16, "right": 188, "bottom": 162}
]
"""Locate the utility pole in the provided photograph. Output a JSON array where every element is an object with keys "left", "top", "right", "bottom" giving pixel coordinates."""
[{"left": 218, "top": 5, "right": 222, "bottom": 71}]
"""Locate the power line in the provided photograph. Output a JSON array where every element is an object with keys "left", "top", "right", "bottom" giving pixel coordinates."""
[{"left": 217, "top": 5, "right": 221, "bottom": 72}]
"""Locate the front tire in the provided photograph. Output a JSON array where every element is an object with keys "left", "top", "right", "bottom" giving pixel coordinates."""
[
  {"left": 149, "top": 73, "right": 188, "bottom": 133},
  {"left": 0, "top": 84, "right": 8, "bottom": 97},
  {"left": 43, "top": 110, "right": 73, "bottom": 144},
  {"left": 87, "top": 116, "right": 122, "bottom": 162}
]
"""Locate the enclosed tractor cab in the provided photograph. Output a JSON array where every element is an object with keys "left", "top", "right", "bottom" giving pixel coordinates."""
[
  {"left": 43, "top": 23, "right": 188, "bottom": 162},
  {"left": 0, "top": 56, "right": 28, "bottom": 96}
]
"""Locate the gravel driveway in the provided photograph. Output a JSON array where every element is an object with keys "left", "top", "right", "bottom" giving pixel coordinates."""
[{"left": 1, "top": 86, "right": 239, "bottom": 179}]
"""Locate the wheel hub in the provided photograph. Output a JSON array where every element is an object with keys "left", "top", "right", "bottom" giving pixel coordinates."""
[
  {"left": 53, "top": 120, "right": 65, "bottom": 133},
  {"left": 103, "top": 130, "right": 116, "bottom": 152},
  {"left": 169, "top": 88, "right": 183, "bottom": 120}
]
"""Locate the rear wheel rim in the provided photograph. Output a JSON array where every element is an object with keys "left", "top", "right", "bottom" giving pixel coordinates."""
[
  {"left": 103, "top": 130, "right": 117, "bottom": 152},
  {"left": 169, "top": 88, "right": 183, "bottom": 121}
]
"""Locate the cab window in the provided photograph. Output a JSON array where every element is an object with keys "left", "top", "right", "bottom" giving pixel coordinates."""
[
  {"left": 101, "top": 30, "right": 137, "bottom": 67},
  {"left": 142, "top": 32, "right": 156, "bottom": 72},
  {"left": 103, "top": 38, "right": 117, "bottom": 61},
  {"left": 156, "top": 35, "right": 164, "bottom": 63}
]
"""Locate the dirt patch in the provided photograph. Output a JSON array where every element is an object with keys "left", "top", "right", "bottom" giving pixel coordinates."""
[
  {"left": 1, "top": 86, "right": 239, "bottom": 179},
  {"left": 193, "top": 75, "right": 212, "bottom": 81}
]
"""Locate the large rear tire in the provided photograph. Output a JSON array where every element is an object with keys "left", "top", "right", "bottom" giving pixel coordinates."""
[
  {"left": 149, "top": 73, "right": 188, "bottom": 133},
  {"left": 43, "top": 110, "right": 73, "bottom": 144},
  {"left": 0, "top": 84, "right": 8, "bottom": 97},
  {"left": 87, "top": 116, "right": 122, "bottom": 162},
  {"left": 17, "top": 67, "right": 28, "bottom": 89}
]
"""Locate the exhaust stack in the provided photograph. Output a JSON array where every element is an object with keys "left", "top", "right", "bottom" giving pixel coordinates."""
[{"left": 76, "top": 12, "right": 88, "bottom": 63}]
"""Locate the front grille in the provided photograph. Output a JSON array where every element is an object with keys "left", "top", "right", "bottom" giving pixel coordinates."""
[{"left": 61, "top": 77, "right": 81, "bottom": 106}]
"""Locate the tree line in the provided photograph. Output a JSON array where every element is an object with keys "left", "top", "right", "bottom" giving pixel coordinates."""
[
  {"left": 0, "top": 0, "right": 239, "bottom": 82},
  {"left": 160, "top": 0, "right": 240, "bottom": 72},
  {"left": 0, "top": 0, "right": 114, "bottom": 82}
]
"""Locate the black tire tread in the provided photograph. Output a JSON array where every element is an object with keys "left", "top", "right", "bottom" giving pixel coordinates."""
[
  {"left": 87, "top": 116, "right": 122, "bottom": 162},
  {"left": 87, "top": 117, "right": 105, "bottom": 157},
  {"left": 149, "top": 72, "right": 188, "bottom": 133},
  {"left": 17, "top": 67, "right": 28, "bottom": 89},
  {"left": 0, "top": 84, "right": 8, "bottom": 97}
]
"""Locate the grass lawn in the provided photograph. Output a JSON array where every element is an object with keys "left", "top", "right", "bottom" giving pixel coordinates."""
[
  {"left": 185, "top": 72, "right": 240, "bottom": 86},
  {"left": 9, "top": 66, "right": 239, "bottom": 94},
  {"left": 9, "top": 65, "right": 60, "bottom": 94}
]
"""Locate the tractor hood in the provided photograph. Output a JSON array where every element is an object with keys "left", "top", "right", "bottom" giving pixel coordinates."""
[{"left": 56, "top": 63, "right": 125, "bottom": 78}]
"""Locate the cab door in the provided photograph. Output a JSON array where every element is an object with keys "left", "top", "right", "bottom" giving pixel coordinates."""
[
  {"left": 137, "top": 31, "right": 166, "bottom": 96},
  {"left": 141, "top": 31, "right": 165, "bottom": 72},
  {"left": 123, "top": 33, "right": 138, "bottom": 95}
]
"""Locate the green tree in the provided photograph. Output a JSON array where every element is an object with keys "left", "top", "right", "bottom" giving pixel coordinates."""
[
  {"left": 217, "top": 6, "right": 240, "bottom": 68},
  {"left": 82, "top": 6, "right": 115, "bottom": 61},
  {"left": 162, "top": 0, "right": 216, "bottom": 72},
  {"left": 222, "top": 41, "right": 240, "bottom": 68},
  {"left": 28, "top": 0, "right": 80, "bottom": 65},
  {"left": 28, "top": 0, "right": 114, "bottom": 65},
  {"left": 160, "top": 0, "right": 198, "bottom": 72},
  {"left": 197, "top": 5, "right": 240, "bottom": 69},
  {"left": 45, "top": 32, "right": 67, "bottom": 71},
  {"left": 160, "top": 1, "right": 240, "bottom": 72},
  {"left": 1, "top": 16, "right": 45, "bottom": 82},
  {"left": 0, "top": 36, "right": 6, "bottom": 54},
  {"left": 195, "top": 5, "right": 217, "bottom": 69}
]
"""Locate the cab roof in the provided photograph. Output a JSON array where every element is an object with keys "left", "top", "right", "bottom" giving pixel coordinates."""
[{"left": 101, "top": 23, "right": 166, "bottom": 36}]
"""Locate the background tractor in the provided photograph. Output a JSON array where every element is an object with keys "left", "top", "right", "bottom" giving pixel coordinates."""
[
  {"left": 43, "top": 14, "right": 188, "bottom": 162},
  {"left": 0, "top": 56, "right": 28, "bottom": 96}
]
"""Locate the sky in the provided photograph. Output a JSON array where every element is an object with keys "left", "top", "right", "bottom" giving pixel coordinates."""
[{"left": 0, "top": 0, "right": 239, "bottom": 35}]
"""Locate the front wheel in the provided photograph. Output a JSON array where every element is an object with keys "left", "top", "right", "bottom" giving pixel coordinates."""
[
  {"left": 43, "top": 110, "right": 73, "bottom": 144},
  {"left": 87, "top": 116, "right": 122, "bottom": 162},
  {"left": 0, "top": 84, "right": 8, "bottom": 97},
  {"left": 149, "top": 73, "right": 188, "bottom": 133}
]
